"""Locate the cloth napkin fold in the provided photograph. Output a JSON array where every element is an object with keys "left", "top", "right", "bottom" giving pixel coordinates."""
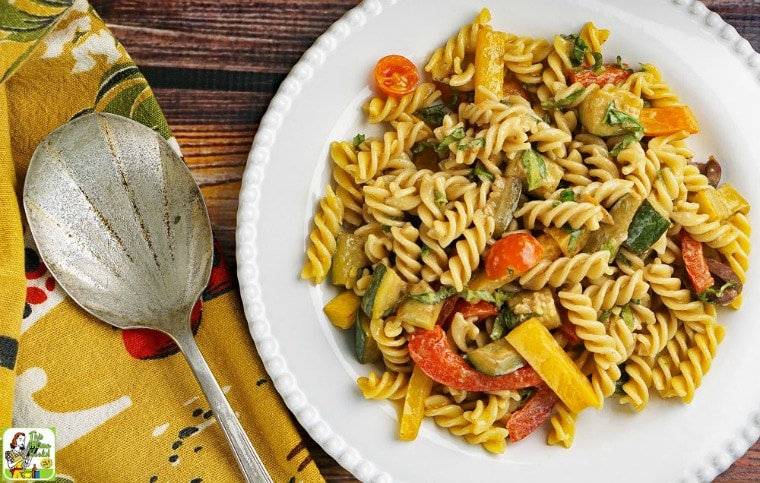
[{"left": 0, "top": 1, "right": 324, "bottom": 481}]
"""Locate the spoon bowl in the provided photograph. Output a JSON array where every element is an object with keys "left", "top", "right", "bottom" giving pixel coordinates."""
[{"left": 23, "top": 112, "right": 272, "bottom": 483}]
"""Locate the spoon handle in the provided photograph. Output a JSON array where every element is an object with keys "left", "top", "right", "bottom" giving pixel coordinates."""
[{"left": 172, "top": 322, "right": 274, "bottom": 483}]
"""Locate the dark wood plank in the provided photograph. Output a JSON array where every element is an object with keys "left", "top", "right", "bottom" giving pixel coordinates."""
[{"left": 90, "top": 1, "right": 760, "bottom": 481}]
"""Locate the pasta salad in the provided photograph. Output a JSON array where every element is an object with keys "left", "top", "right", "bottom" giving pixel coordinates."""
[{"left": 301, "top": 8, "right": 751, "bottom": 452}]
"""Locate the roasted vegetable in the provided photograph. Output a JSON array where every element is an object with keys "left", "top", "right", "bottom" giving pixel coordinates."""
[
  {"left": 474, "top": 27, "right": 509, "bottom": 103},
  {"left": 624, "top": 200, "right": 671, "bottom": 254},
  {"left": 692, "top": 183, "right": 749, "bottom": 222},
  {"left": 396, "top": 281, "right": 446, "bottom": 330},
  {"left": 579, "top": 86, "right": 643, "bottom": 137},
  {"left": 485, "top": 232, "right": 544, "bottom": 280},
  {"left": 323, "top": 290, "right": 361, "bottom": 329},
  {"left": 506, "top": 150, "right": 564, "bottom": 198},
  {"left": 407, "top": 325, "right": 543, "bottom": 392},
  {"left": 507, "top": 383, "right": 560, "bottom": 442},
  {"left": 505, "top": 318, "right": 600, "bottom": 413},
  {"left": 639, "top": 105, "right": 699, "bottom": 137},
  {"left": 399, "top": 364, "right": 435, "bottom": 441},
  {"left": 332, "top": 233, "right": 370, "bottom": 287},
  {"left": 354, "top": 311, "right": 380, "bottom": 364},
  {"left": 361, "top": 264, "right": 407, "bottom": 319},
  {"left": 507, "top": 287, "right": 561, "bottom": 330},
  {"left": 490, "top": 175, "right": 522, "bottom": 238},
  {"left": 465, "top": 337, "right": 526, "bottom": 376},
  {"left": 546, "top": 226, "right": 589, "bottom": 257},
  {"left": 571, "top": 63, "right": 632, "bottom": 87},
  {"left": 681, "top": 230, "right": 715, "bottom": 295},
  {"left": 583, "top": 192, "right": 643, "bottom": 259}
]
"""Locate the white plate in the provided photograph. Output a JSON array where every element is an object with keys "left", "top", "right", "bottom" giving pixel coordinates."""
[{"left": 236, "top": 1, "right": 760, "bottom": 481}]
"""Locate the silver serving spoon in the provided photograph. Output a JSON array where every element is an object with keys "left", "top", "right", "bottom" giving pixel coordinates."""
[{"left": 23, "top": 112, "right": 273, "bottom": 483}]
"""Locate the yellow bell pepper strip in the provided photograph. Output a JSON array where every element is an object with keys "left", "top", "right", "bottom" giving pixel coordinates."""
[
  {"left": 399, "top": 363, "right": 435, "bottom": 441},
  {"left": 407, "top": 325, "right": 543, "bottom": 392},
  {"left": 507, "top": 382, "right": 560, "bottom": 442},
  {"left": 505, "top": 318, "right": 600, "bottom": 413},
  {"left": 692, "top": 183, "right": 750, "bottom": 222},
  {"left": 474, "top": 27, "right": 509, "bottom": 103},
  {"left": 639, "top": 105, "right": 699, "bottom": 137},
  {"left": 323, "top": 290, "right": 361, "bottom": 329}
]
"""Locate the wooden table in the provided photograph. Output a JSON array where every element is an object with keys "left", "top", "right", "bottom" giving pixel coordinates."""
[{"left": 90, "top": 1, "right": 760, "bottom": 480}]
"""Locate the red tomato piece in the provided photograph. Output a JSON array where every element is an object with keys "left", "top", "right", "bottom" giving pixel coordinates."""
[
  {"left": 555, "top": 303, "right": 582, "bottom": 346},
  {"left": 484, "top": 232, "right": 543, "bottom": 280},
  {"left": 507, "top": 383, "right": 560, "bottom": 442},
  {"left": 571, "top": 64, "right": 632, "bottom": 87},
  {"left": 407, "top": 325, "right": 543, "bottom": 392},
  {"left": 681, "top": 230, "right": 715, "bottom": 294},
  {"left": 374, "top": 55, "right": 420, "bottom": 97},
  {"left": 453, "top": 299, "right": 500, "bottom": 320}
]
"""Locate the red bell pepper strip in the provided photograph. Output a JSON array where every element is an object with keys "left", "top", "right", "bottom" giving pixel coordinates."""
[
  {"left": 407, "top": 325, "right": 543, "bottom": 392},
  {"left": 555, "top": 304, "right": 582, "bottom": 346},
  {"left": 507, "top": 382, "right": 560, "bottom": 442},
  {"left": 680, "top": 230, "right": 715, "bottom": 294},
  {"left": 570, "top": 64, "right": 632, "bottom": 87},
  {"left": 453, "top": 299, "right": 500, "bottom": 320}
]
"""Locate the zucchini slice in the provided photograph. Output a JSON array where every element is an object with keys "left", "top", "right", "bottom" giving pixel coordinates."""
[
  {"left": 332, "top": 233, "right": 370, "bottom": 287},
  {"left": 361, "top": 264, "right": 407, "bottom": 319},
  {"left": 354, "top": 311, "right": 381, "bottom": 364},
  {"left": 396, "top": 281, "right": 445, "bottom": 330},
  {"left": 466, "top": 337, "right": 526, "bottom": 376},
  {"left": 583, "top": 192, "right": 643, "bottom": 259},
  {"left": 624, "top": 200, "right": 671, "bottom": 254}
]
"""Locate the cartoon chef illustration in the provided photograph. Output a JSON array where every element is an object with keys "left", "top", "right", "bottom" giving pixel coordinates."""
[{"left": 4, "top": 432, "right": 31, "bottom": 478}]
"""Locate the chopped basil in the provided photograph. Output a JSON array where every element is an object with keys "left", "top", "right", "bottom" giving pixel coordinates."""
[
  {"left": 562, "top": 33, "right": 590, "bottom": 67},
  {"left": 600, "top": 239, "right": 618, "bottom": 259},
  {"left": 562, "top": 225, "right": 582, "bottom": 253},
  {"left": 462, "top": 289, "right": 496, "bottom": 304},
  {"left": 407, "top": 285, "right": 457, "bottom": 304},
  {"left": 604, "top": 102, "right": 643, "bottom": 137},
  {"left": 521, "top": 149, "right": 547, "bottom": 191},
  {"left": 561, "top": 34, "right": 603, "bottom": 70},
  {"left": 541, "top": 87, "right": 586, "bottom": 110},
  {"left": 491, "top": 306, "right": 539, "bottom": 339},
  {"left": 353, "top": 133, "right": 365, "bottom": 147},
  {"left": 599, "top": 309, "right": 612, "bottom": 323},
  {"left": 417, "top": 103, "right": 449, "bottom": 127},
  {"left": 697, "top": 281, "right": 739, "bottom": 304},
  {"left": 604, "top": 101, "right": 644, "bottom": 156},
  {"left": 610, "top": 134, "right": 638, "bottom": 157},
  {"left": 458, "top": 137, "right": 485, "bottom": 151},
  {"left": 559, "top": 189, "right": 576, "bottom": 202},
  {"left": 412, "top": 141, "right": 436, "bottom": 154},
  {"left": 436, "top": 127, "right": 466, "bottom": 153},
  {"left": 434, "top": 189, "right": 447, "bottom": 210},
  {"left": 470, "top": 166, "right": 494, "bottom": 183},
  {"left": 420, "top": 244, "right": 431, "bottom": 257},
  {"left": 620, "top": 304, "right": 635, "bottom": 329}
]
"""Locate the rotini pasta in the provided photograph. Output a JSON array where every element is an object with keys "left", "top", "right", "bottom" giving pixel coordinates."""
[{"left": 303, "top": 9, "right": 751, "bottom": 454}]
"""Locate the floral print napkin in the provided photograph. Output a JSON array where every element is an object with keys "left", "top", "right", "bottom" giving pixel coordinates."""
[{"left": 0, "top": 1, "right": 323, "bottom": 481}]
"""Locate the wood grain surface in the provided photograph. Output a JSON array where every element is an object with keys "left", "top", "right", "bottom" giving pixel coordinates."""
[{"left": 89, "top": 1, "right": 760, "bottom": 480}]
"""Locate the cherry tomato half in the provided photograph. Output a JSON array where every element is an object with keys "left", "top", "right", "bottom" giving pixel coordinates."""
[
  {"left": 485, "top": 232, "right": 544, "bottom": 280},
  {"left": 374, "top": 55, "right": 420, "bottom": 97}
]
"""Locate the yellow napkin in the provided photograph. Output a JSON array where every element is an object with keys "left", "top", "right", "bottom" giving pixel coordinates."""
[{"left": 0, "top": 1, "right": 324, "bottom": 481}]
